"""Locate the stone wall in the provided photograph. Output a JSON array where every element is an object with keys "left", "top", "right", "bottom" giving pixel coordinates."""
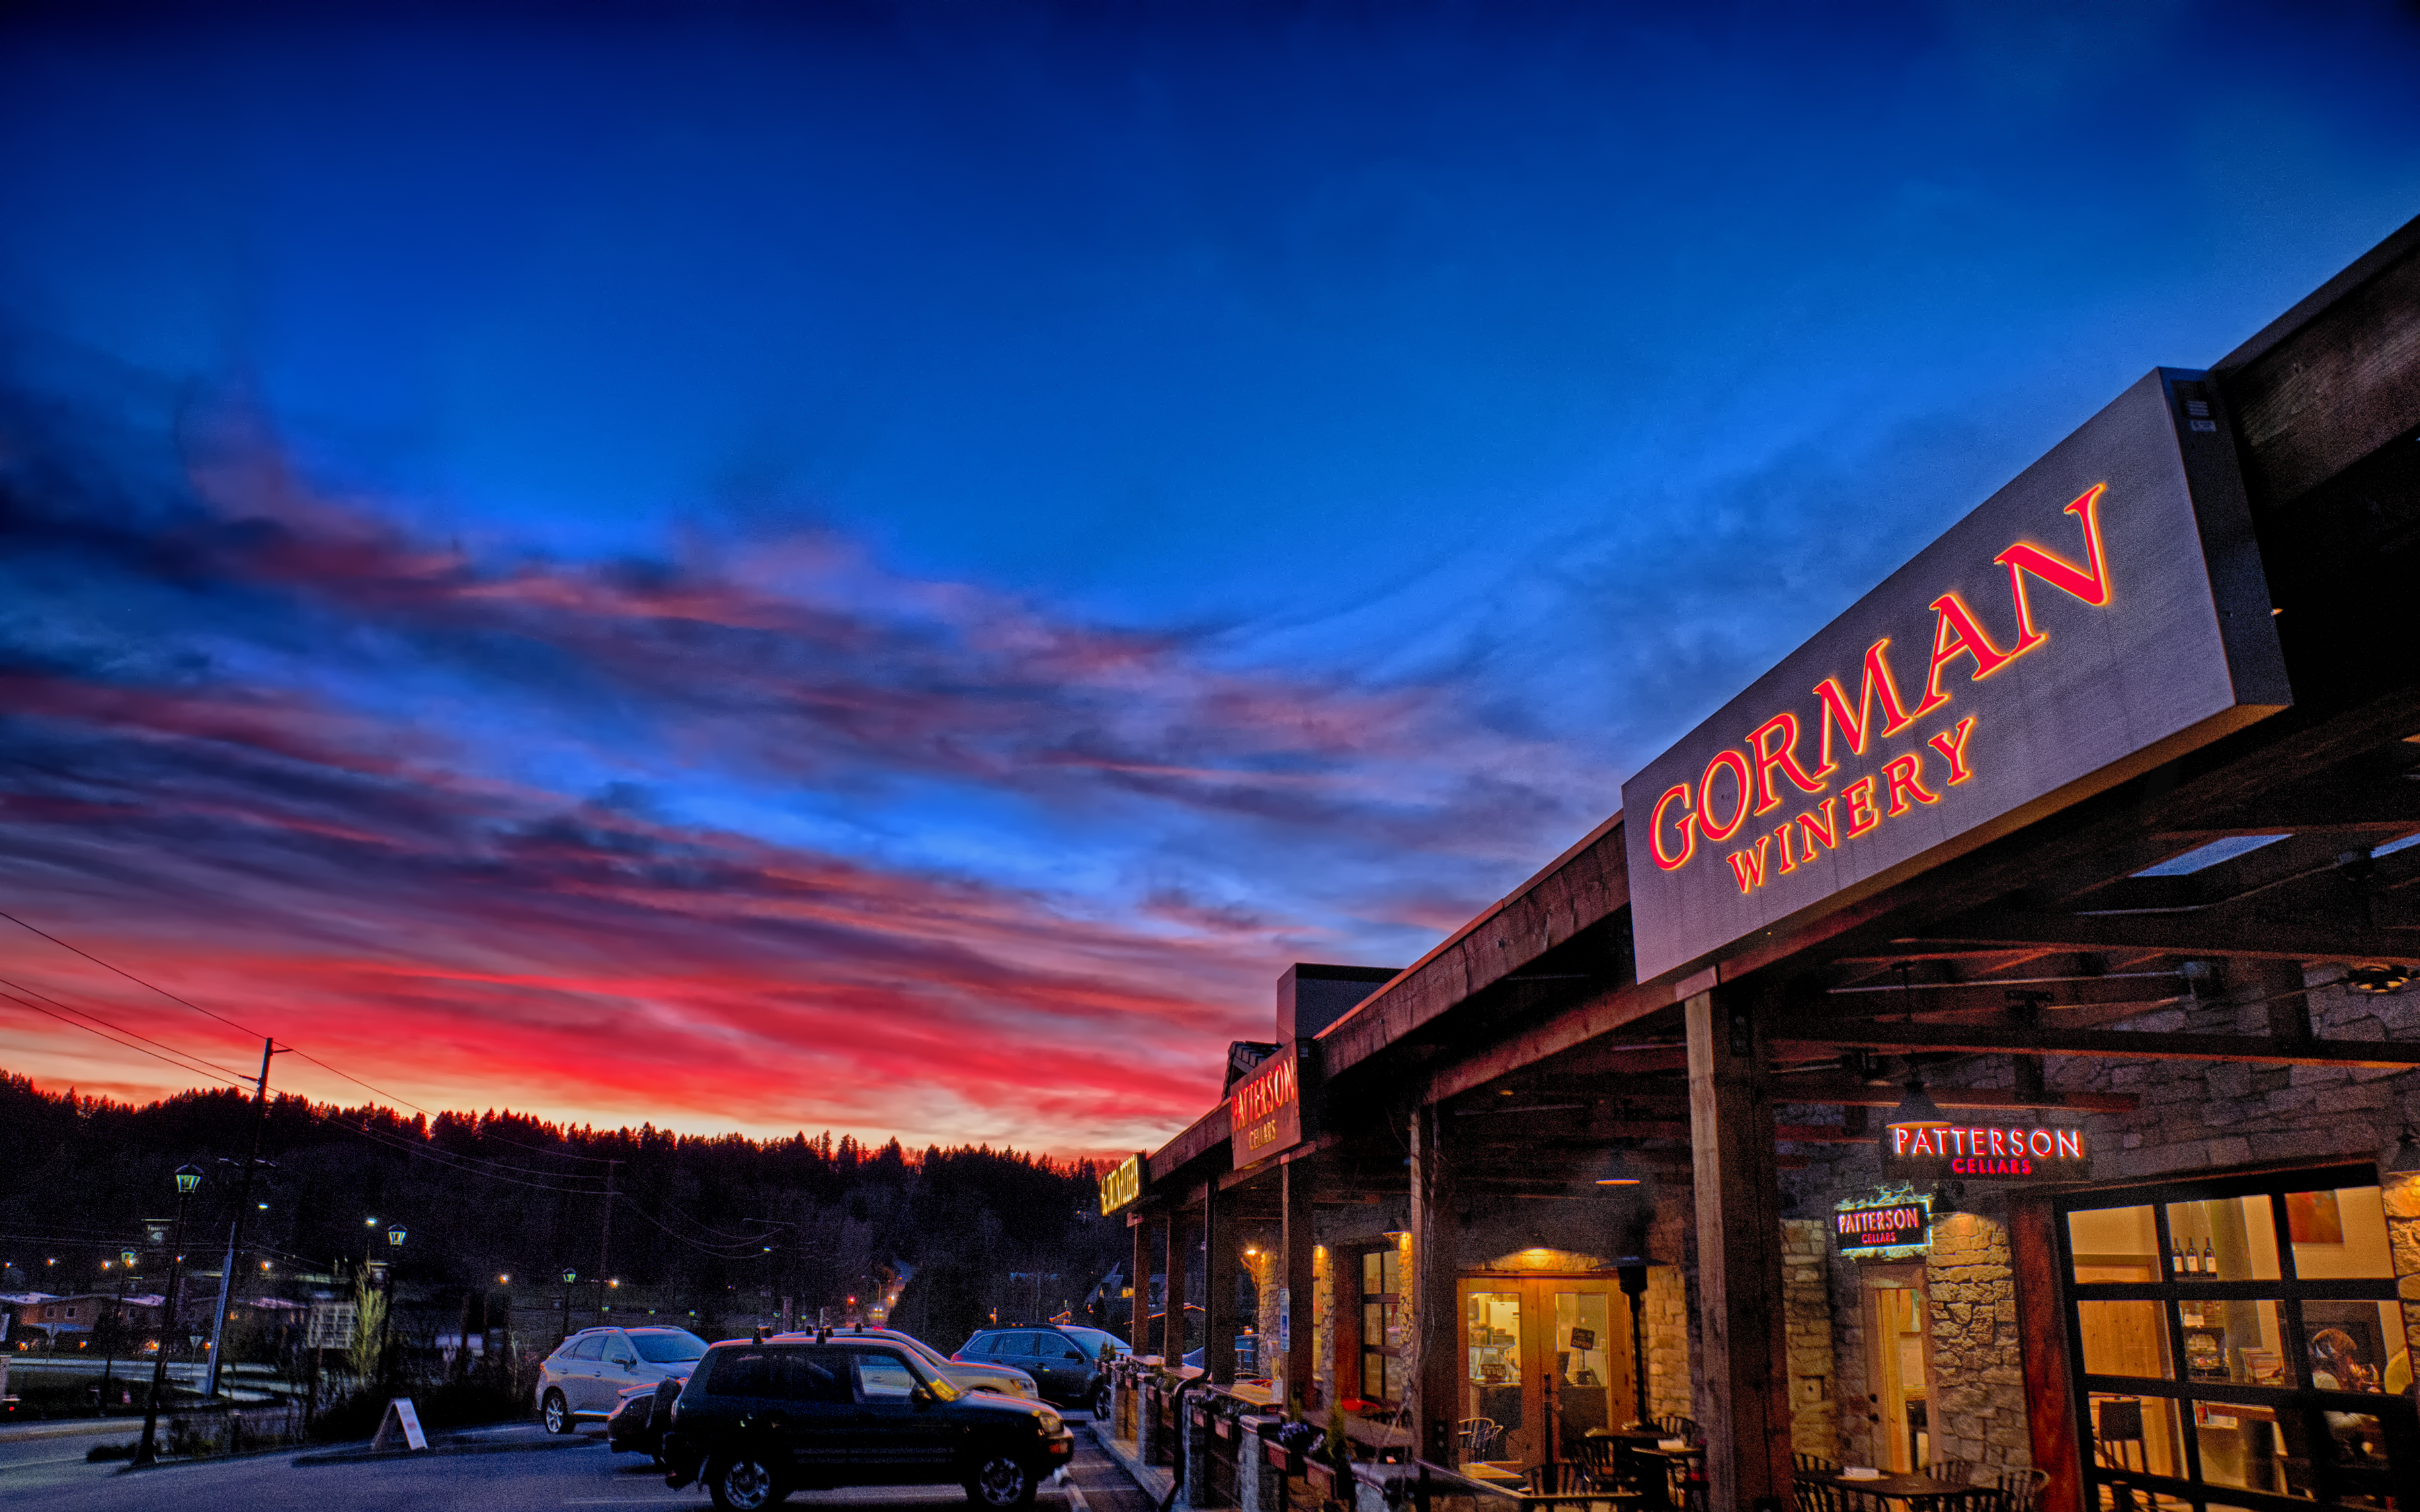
[
  {"left": 1312, "top": 1245, "right": 1334, "bottom": 1409},
  {"left": 1781, "top": 1218, "right": 1840, "bottom": 1461},
  {"left": 1643, "top": 1199, "right": 1697, "bottom": 1426},
  {"left": 1923, "top": 1213, "right": 2029, "bottom": 1475}
]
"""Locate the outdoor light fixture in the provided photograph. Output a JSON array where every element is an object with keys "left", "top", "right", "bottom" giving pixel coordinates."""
[
  {"left": 2344, "top": 962, "right": 2413, "bottom": 995},
  {"left": 387, "top": 1224, "right": 407, "bottom": 1249},
  {"left": 122, "top": 1251, "right": 137, "bottom": 1268},
  {"left": 175, "top": 1165, "right": 203, "bottom": 1195},
  {"left": 564, "top": 1269, "right": 578, "bottom": 1284},
  {"left": 1590, "top": 1148, "right": 1646, "bottom": 1187},
  {"left": 1886, "top": 1080, "right": 1952, "bottom": 1134}
]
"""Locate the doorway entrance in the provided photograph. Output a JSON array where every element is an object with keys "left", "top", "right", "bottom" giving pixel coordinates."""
[
  {"left": 1458, "top": 1274, "right": 1634, "bottom": 1468},
  {"left": 1862, "top": 1267, "right": 1934, "bottom": 1472}
]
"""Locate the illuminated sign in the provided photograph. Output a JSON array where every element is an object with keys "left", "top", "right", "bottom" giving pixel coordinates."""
[
  {"left": 1621, "top": 370, "right": 2287, "bottom": 981},
  {"left": 1098, "top": 1153, "right": 1146, "bottom": 1216},
  {"left": 1881, "top": 1120, "right": 2090, "bottom": 1183},
  {"left": 1229, "top": 1044, "right": 1309, "bottom": 1165},
  {"left": 1834, "top": 1192, "right": 1932, "bottom": 1259}
]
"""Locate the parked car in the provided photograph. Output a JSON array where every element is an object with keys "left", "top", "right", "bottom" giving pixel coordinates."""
[
  {"left": 606, "top": 1372, "right": 686, "bottom": 1463},
  {"left": 536, "top": 1325, "right": 710, "bottom": 1433},
  {"left": 662, "top": 1333, "right": 1072, "bottom": 1511},
  {"left": 780, "top": 1325, "right": 1041, "bottom": 1401},
  {"left": 953, "top": 1325, "right": 1125, "bottom": 1413}
]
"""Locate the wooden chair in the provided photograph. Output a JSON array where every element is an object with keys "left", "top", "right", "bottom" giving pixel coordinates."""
[
  {"left": 1925, "top": 1458, "right": 1978, "bottom": 1486},
  {"left": 1793, "top": 1476, "right": 1849, "bottom": 1512},
  {"left": 1458, "top": 1417, "right": 1505, "bottom": 1462},
  {"left": 2093, "top": 1400, "right": 2147, "bottom": 1475},
  {"left": 1793, "top": 1454, "right": 1838, "bottom": 1474},
  {"left": 1994, "top": 1467, "right": 2049, "bottom": 1512},
  {"left": 1652, "top": 1415, "right": 1698, "bottom": 1442},
  {"left": 1574, "top": 1434, "right": 1623, "bottom": 1488}
]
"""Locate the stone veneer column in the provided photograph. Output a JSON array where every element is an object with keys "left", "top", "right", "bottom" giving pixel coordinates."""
[
  {"left": 1780, "top": 1218, "right": 1840, "bottom": 1460},
  {"left": 1312, "top": 1245, "right": 1334, "bottom": 1408},
  {"left": 2386, "top": 1169, "right": 2420, "bottom": 1394},
  {"left": 1923, "top": 1213, "right": 2031, "bottom": 1476}
]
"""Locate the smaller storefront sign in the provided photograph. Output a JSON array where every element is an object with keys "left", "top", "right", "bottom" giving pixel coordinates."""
[
  {"left": 1881, "top": 1118, "right": 2090, "bottom": 1182},
  {"left": 1834, "top": 1191, "right": 1933, "bottom": 1259},
  {"left": 1098, "top": 1152, "right": 1146, "bottom": 1216},
  {"left": 1229, "top": 1043, "right": 1311, "bottom": 1164}
]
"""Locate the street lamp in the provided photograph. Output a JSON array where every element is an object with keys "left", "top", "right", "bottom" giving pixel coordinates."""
[
  {"left": 134, "top": 1165, "right": 203, "bottom": 1467},
  {"left": 376, "top": 1225, "right": 405, "bottom": 1393},
  {"left": 97, "top": 1249, "right": 138, "bottom": 1413},
  {"left": 561, "top": 1269, "right": 577, "bottom": 1344}
]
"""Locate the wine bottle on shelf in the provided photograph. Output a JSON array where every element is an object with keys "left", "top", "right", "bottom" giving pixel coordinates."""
[
  {"left": 2185, "top": 1241, "right": 2200, "bottom": 1275},
  {"left": 2202, "top": 1239, "right": 2216, "bottom": 1279},
  {"left": 2168, "top": 1241, "right": 2182, "bottom": 1277}
]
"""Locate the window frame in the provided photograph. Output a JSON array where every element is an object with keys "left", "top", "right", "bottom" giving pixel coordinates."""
[
  {"left": 2053, "top": 1162, "right": 2415, "bottom": 1512},
  {"left": 1357, "top": 1245, "right": 1405, "bottom": 1406}
]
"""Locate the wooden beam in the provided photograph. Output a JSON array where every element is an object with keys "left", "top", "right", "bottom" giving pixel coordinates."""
[
  {"left": 1162, "top": 1204, "right": 1189, "bottom": 1365},
  {"left": 1783, "top": 1024, "right": 2420, "bottom": 1068},
  {"left": 1281, "top": 1157, "right": 1316, "bottom": 1408},
  {"left": 1687, "top": 987, "right": 1793, "bottom": 1512},
  {"left": 1761, "top": 1076, "right": 2138, "bottom": 1111},
  {"left": 1422, "top": 980, "right": 1677, "bottom": 1105},
  {"left": 1319, "top": 814, "right": 1632, "bottom": 1081},
  {"left": 2011, "top": 1195, "right": 2085, "bottom": 1512},
  {"left": 2218, "top": 212, "right": 2420, "bottom": 507},
  {"left": 1410, "top": 1104, "right": 1458, "bottom": 1465},
  {"left": 1204, "top": 1185, "right": 1235, "bottom": 1386},
  {"left": 1129, "top": 1216, "right": 1152, "bottom": 1359},
  {"left": 1902, "top": 910, "right": 2420, "bottom": 964}
]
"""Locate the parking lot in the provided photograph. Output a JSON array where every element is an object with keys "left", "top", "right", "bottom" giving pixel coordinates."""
[{"left": 0, "top": 1414, "right": 1137, "bottom": 1512}]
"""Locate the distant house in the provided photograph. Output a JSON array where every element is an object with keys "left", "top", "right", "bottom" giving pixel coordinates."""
[{"left": 4, "top": 1292, "right": 162, "bottom": 1344}]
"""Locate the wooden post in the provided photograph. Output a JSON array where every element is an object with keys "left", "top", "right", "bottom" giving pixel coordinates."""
[
  {"left": 1283, "top": 1156, "right": 1317, "bottom": 1409},
  {"left": 1206, "top": 1183, "right": 1237, "bottom": 1384},
  {"left": 1165, "top": 1206, "right": 1191, "bottom": 1366},
  {"left": 1410, "top": 1102, "right": 1459, "bottom": 1464},
  {"left": 1132, "top": 1214, "right": 1154, "bottom": 1358},
  {"left": 2010, "top": 1195, "right": 2083, "bottom": 1512},
  {"left": 1686, "top": 986, "right": 1791, "bottom": 1512}
]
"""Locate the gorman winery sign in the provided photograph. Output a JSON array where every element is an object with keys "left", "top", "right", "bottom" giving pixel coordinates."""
[{"left": 1621, "top": 370, "right": 2289, "bottom": 981}]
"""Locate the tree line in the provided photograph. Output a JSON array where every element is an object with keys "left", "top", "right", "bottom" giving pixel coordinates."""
[{"left": 0, "top": 1070, "right": 1124, "bottom": 1350}]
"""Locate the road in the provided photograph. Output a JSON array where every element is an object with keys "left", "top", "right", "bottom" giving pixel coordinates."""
[{"left": 1, "top": 1413, "right": 1135, "bottom": 1512}]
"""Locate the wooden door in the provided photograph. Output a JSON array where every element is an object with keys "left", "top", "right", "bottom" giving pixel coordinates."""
[{"left": 1863, "top": 1271, "right": 1933, "bottom": 1471}]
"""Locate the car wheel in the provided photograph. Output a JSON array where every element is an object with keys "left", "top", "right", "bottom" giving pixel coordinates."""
[
  {"left": 709, "top": 1453, "right": 787, "bottom": 1511},
  {"left": 1087, "top": 1384, "right": 1108, "bottom": 1419},
  {"left": 966, "top": 1453, "right": 1037, "bottom": 1510},
  {"left": 542, "top": 1390, "right": 572, "bottom": 1435}
]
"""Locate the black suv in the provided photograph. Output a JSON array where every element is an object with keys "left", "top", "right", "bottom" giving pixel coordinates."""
[
  {"left": 953, "top": 1325, "right": 1124, "bottom": 1412},
  {"left": 663, "top": 1333, "right": 1072, "bottom": 1511}
]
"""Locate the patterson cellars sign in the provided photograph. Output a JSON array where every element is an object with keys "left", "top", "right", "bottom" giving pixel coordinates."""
[{"left": 1621, "top": 370, "right": 2288, "bottom": 981}]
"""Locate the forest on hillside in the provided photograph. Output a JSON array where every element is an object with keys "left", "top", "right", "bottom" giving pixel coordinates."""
[{"left": 0, "top": 1071, "right": 1126, "bottom": 1351}]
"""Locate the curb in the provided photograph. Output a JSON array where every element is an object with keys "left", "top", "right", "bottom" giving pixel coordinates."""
[
  {"left": 293, "top": 1433, "right": 596, "bottom": 1466},
  {"left": 0, "top": 1419, "right": 152, "bottom": 1443},
  {"left": 1088, "top": 1421, "right": 1174, "bottom": 1505}
]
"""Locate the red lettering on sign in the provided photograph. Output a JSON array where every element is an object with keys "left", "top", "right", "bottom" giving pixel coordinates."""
[
  {"left": 1882, "top": 753, "right": 1938, "bottom": 816},
  {"left": 1922, "top": 592, "right": 2021, "bottom": 702},
  {"left": 1724, "top": 835, "right": 1774, "bottom": 895},
  {"left": 1812, "top": 638, "right": 1927, "bottom": 777},
  {"left": 1994, "top": 482, "right": 2113, "bottom": 652},
  {"left": 1649, "top": 784, "right": 1696, "bottom": 872},
  {"left": 1747, "top": 711, "right": 1829, "bottom": 816},
  {"left": 1927, "top": 717, "right": 1979, "bottom": 785},
  {"left": 1696, "top": 750, "right": 1753, "bottom": 844},
  {"left": 1797, "top": 796, "right": 1841, "bottom": 855}
]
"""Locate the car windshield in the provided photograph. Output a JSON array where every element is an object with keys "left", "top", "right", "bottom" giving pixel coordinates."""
[
  {"left": 629, "top": 1329, "right": 708, "bottom": 1363},
  {"left": 1060, "top": 1328, "right": 1123, "bottom": 1357}
]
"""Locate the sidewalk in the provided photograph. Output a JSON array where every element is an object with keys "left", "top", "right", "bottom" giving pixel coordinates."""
[
  {"left": 1090, "top": 1418, "right": 1174, "bottom": 1507},
  {"left": 0, "top": 1417, "right": 151, "bottom": 1444}
]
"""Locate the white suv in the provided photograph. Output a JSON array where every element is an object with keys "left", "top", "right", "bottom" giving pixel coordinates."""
[{"left": 537, "top": 1325, "right": 709, "bottom": 1433}]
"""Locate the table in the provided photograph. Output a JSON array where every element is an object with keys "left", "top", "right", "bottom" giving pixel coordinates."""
[{"left": 1800, "top": 1470, "right": 1972, "bottom": 1510}]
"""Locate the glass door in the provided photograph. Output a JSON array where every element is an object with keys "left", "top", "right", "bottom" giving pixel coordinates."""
[
  {"left": 1459, "top": 1277, "right": 1634, "bottom": 1468},
  {"left": 1863, "top": 1270, "right": 1934, "bottom": 1472}
]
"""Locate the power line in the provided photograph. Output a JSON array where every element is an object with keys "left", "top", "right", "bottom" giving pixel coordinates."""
[
  {"left": 0, "top": 987, "right": 254, "bottom": 1093},
  {"left": 0, "top": 974, "right": 259, "bottom": 1085},
  {"left": 0, "top": 906, "right": 613, "bottom": 1165}
]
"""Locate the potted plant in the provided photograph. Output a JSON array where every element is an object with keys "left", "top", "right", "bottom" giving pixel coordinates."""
[
  {"left": 1267, "top": 1413, "right": 1317, "bottom": 1476},
  {"left": 1305, "top": 1414, "right": 1352, "bottom": 1499}
]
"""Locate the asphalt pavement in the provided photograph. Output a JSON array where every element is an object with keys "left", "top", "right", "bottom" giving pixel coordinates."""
[{"left": 1, "top": 1411, "right": 1130, "bottom": 1512}]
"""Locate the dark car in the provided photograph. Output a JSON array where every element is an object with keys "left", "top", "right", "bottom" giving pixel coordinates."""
[
  {"left": 663, "top": 1333, "right": 1072, "bottom": 1511},
  {"left": 953, "top": 1325, "right": 1125, "bottom": 1412},
  {"left": 606, "top": 1372, "right": 686, "bottom": 1464}
]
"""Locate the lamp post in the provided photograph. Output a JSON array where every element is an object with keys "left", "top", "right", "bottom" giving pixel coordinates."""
[
  {"left": 134, "top": 1165, "right": 202, "bottom": 1468},
  {"left": 96, "top": 1249, "right": 136, "bottom": 1415},
  {"left": 561, "top": 1269, "right": 577, "bottom": 1345},
  {"left": 377, "top": 1225, "right": 405, "bottom": 1394}
]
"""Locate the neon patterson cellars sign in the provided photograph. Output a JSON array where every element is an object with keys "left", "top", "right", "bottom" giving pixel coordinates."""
[
  {"left": 1881, "top": 1118, "right": 2090, "bottom": 1182},
  {"left": 1834, "top": 1191, "right": 1932, "bottom": 1259},
  {"left": 1621, "top": 370, "right": 2289, "bottom": 981},
  {"left": 1229, "top": 1045, "right": 1306, "bottom": 1165}
]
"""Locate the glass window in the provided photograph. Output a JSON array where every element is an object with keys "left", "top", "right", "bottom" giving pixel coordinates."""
[
  {"left": 2284, "top": 1186, "right": 2394, "bottom": 1280},
  {"left": 567, "top": 1334, "right": 606, "bottom": 1361},
  {"left": 776, "top": 1348, "right": 853, "bottom": 1405},
  {"left": 2301, "top": 1300, "right": 2403, "bottom": 1395},
  {"left": 2079, "top": 1301, "right": 2172, "bottom": 1380},
  {"left": 2163, "top": 1195, "right": 2282, "bottom": 1281},
  {"left": 631, "top": 1329, "right": 707, "bottom": 1363},
  {"left": 708, "top": 1350, "right": 770, "bottom": 1396},
  {"left": 855, "top": 1352, "right": 920, "bottom": 1400},
  {"left": 2068, "top": 1205, "right": 2161, "bottom": 1279}
]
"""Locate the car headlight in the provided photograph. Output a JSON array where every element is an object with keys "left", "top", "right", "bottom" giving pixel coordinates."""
[{"left": 1037, "top": 1410, "right": 1063, "bottom": 1436}]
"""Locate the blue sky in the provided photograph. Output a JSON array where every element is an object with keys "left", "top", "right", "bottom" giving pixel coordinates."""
[{"left": 1, "top": 1, "right": 2414, "bottom": 1150}]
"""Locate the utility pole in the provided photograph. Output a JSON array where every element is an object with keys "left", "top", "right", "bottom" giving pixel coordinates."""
[
  {"left": 596, "top": 1159, "right": 619, "bottom": 1322},
  {"left": 204, "top": 1039, "right": 281, "bottom": 1400}
]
